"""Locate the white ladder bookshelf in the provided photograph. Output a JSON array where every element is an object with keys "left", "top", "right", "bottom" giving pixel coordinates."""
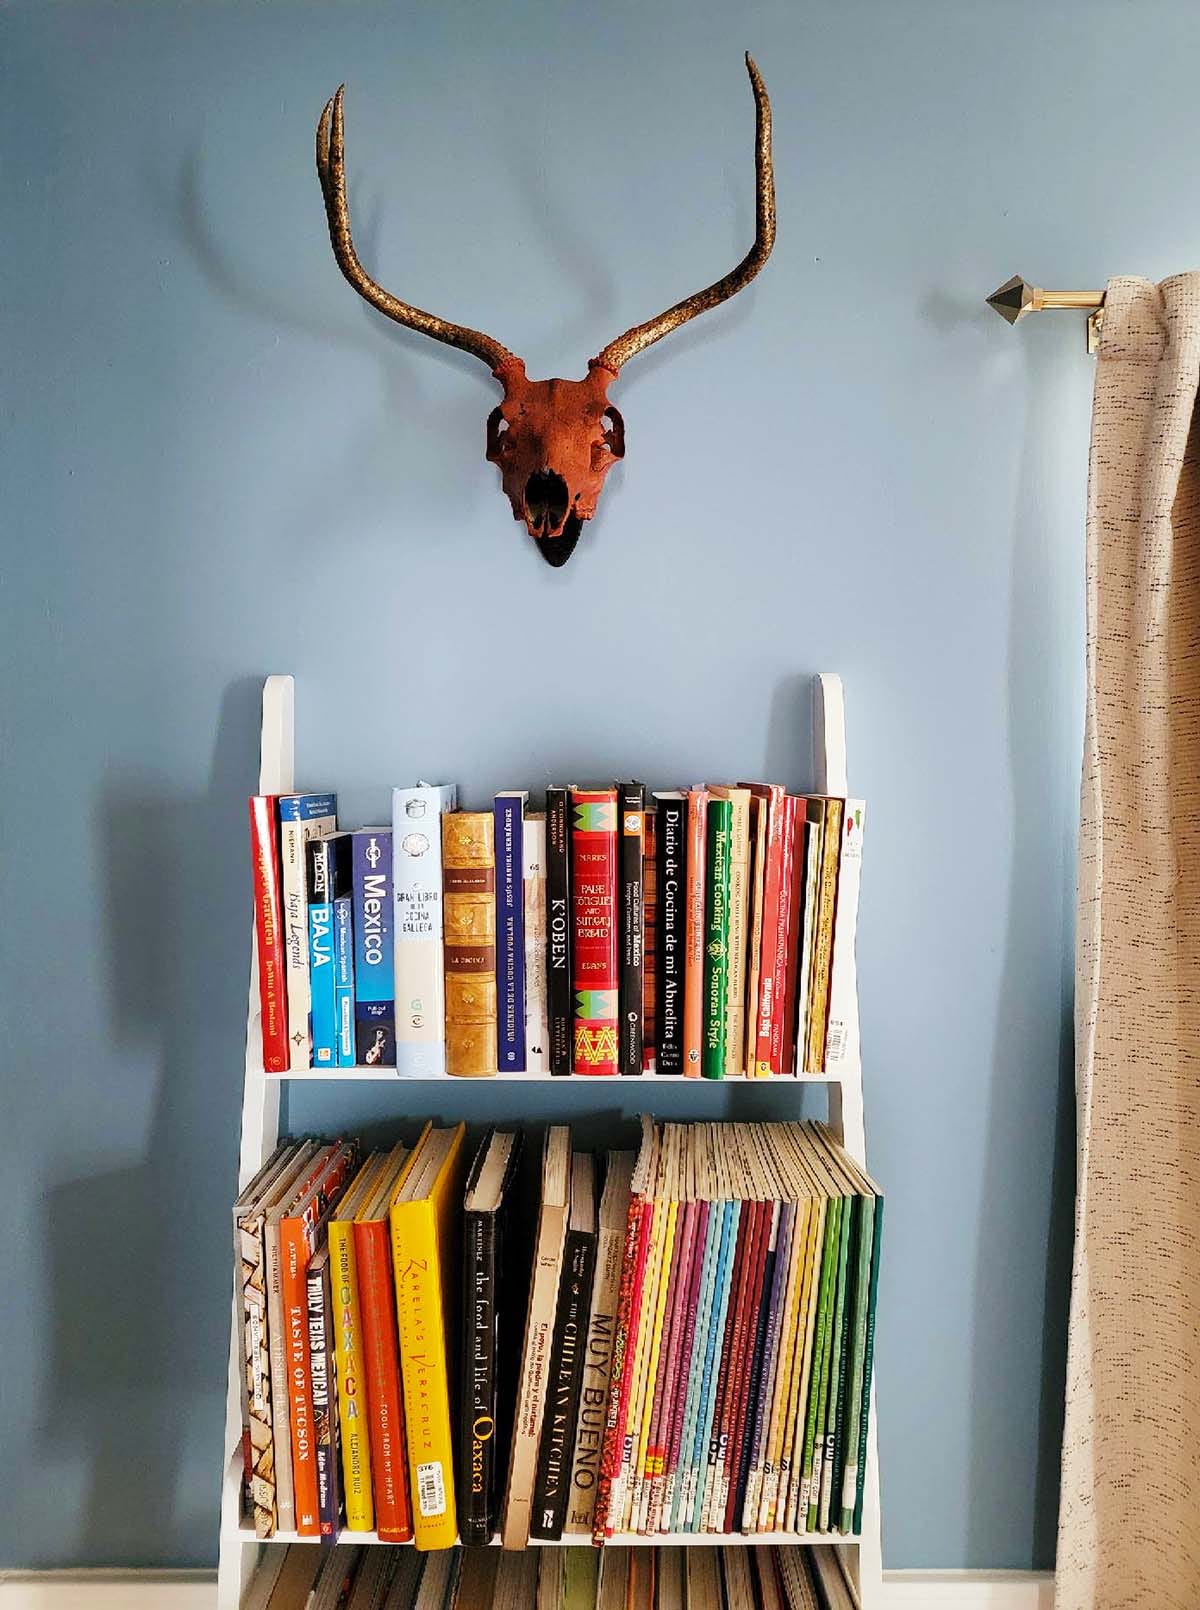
[{"left": 216, "top": 672, "right": 884, "bottom": 1609}]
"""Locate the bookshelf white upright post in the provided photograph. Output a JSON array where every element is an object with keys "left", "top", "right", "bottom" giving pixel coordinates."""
[{"left": 216, "top": 672, "right": 884, "bottom": 1609}]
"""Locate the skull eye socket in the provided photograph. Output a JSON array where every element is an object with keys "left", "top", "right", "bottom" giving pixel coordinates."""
[
  {"left": 602, "top": 405, "right": 625, "bottom": 460},
  {"left": 486, "top": 406, "right": 510, "bottom": 460}
]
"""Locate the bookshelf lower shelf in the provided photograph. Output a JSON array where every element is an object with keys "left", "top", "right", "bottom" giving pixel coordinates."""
[{"left": 267, "top": 1068, "right": 853, "bottom": 1084}]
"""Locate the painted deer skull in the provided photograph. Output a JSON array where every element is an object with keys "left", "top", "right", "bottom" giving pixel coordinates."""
[{"left": 316, "top": 56, "right": 775, "bottom": 566}]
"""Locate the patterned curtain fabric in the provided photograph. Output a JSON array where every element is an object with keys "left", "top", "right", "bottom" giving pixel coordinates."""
[{"left": 1057, "top": 275, "right": 1200, "bottom": 1609}]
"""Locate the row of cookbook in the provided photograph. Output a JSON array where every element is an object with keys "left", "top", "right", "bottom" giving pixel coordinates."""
[
  {"left": 235, "top": 1118, "right": 882, "bottom": 1548},
  {"left": 247, "top": 1540, "right": 856, "bottom": 1610},
  {"left": 249, "top": 784, "right": 865, "bottom": 1077}
]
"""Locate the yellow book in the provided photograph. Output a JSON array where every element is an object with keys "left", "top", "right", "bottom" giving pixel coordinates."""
[
  {"left": 803, "top": 798, "right": 844, "bottom": 1073},
  {"left": 389, "top": 1121, "right": 468, "bottom": 1549},
  {"left": 758, "top": 1196, "right": 811, "bottom": 1531},
  {"left": 708, "top": 787, "right": 752, "bottom": 1074},
  {"left": 630, "top": 1195, "right": 678, "bottom": 1528},
  {"left": 327, "top": 1152, "right": 390, "bottom": 1532}
]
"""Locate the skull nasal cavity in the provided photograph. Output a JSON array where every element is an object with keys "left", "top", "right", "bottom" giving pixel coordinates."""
[{"left": 524, "top": 470, "right": 569, "bottom": 534}]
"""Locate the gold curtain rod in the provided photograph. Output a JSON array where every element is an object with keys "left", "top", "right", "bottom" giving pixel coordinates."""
[{"left": 987, "top": 274, "right": 1106, "bottom": 351}]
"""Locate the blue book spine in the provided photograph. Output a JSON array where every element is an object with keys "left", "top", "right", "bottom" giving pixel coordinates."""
[
  {"left": 308, "top": 902, "right": 336, "bottom": 1067},
  {"left": 493, "top": 793, "right": 527, "bottom": 1071},
  {"left": 333, "top": 895, "right": 355, "bottom": 1068},
  {"left": 352, "top": 828, "right": 395, "bottom": 1067}
]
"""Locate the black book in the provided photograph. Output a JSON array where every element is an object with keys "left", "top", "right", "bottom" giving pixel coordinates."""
[
  {"left": 617, "top": 781, "right": 646, "bottom": 1075},
  {"left": 546, "top": 786, "right": 574, "bottom": 1074},
  {"left": 306, "top": 1244, "right": 342, "bottom": 1543},
  {"left": 653, "top": 793, "right": 687, "bottom": 1074},
  {"left": 459, "top": 1128, "right": 523, "bottom": 1546},
  {"left": 530, "top": 1153, "right": 598, "bottom": 1539}
]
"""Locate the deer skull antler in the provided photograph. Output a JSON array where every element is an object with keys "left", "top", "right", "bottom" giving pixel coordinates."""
[{"left": 317, "top": 56, "right": 775, "bottom": 566}]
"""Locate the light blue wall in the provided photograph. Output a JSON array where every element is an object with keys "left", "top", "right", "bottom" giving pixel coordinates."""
[{"left": 5, "top": 0, "right": 1200, "bottom": 1573}]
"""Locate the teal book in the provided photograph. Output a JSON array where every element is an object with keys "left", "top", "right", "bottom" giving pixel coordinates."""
[
  {"left": 838, "top": 1194, "right": 875, "bottom": 1532},
  {"left": 684, "top": 1199, "right": 741, "bottom": 1529},
  {"left": 816, "top": 1190, "right": 854, "bottom": 1532},
  {"left": 852, "top": 1196, "right": 885, "bottom": 1534},
  {"left": 701, "top": 799, "right": 732, "bottom": 1078}
]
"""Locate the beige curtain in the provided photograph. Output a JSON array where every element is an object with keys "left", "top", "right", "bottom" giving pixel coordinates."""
[{"left": 1057, "top": 275, "right": 1200, "bottom": 1608}]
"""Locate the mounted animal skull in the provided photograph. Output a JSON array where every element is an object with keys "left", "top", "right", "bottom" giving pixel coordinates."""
[{"left": 316, "top": 56, "right": 775, "bottom": 565}]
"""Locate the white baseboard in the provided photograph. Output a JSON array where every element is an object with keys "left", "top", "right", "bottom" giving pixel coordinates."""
[
  {"left": 881, "top": 1573, "right": 1055, "bottom": 1608},
  {"left": 0, "top": 1567, "right": 1055, "bottom": 1608}
]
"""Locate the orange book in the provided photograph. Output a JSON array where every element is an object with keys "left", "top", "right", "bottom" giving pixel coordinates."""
[
  {"left": 279, "top": 1142, "right": 359, "bottom": 1536},
  {"left": 354, "top": 1135, "right": 425, "bottom": 1543},
  {"left": 682, "top": 790, "right": 709, "bottom": 1076}
]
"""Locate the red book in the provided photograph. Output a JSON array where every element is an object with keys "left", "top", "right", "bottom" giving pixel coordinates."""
[
  {"left": 657, "top": 1199, "right": 711, "bottom": 1522},
  {"left": 642, "top": 810, "right": 658, "bottom": 1073},
  {"left": 682, "top": 790, "right": 709, "bottom": 1077},
  {"left": 249, "top": 795, "right": 288, "bottom": 1072},
  {"left": 778, "top": 798, "right": 807, "bottom": 1077},
  {"left": 592, "top": 1188, "right": 653, "bottom": 1541},
  {"left": 741, "top": 784, "right": 788, "bottom": 1075},
  {"left": 700, "top": 1203, "right": 755, "bottom": 1526},
  {"left": 720, "top": 1201, "right": 776, "bottom": 1531},
  {"left": 280, "top": 1146, "right": 357, "bottom": 1536},
  {"left": 354, "top": 1213, "right": 414, "bottom": 1542},
  {"left": 571, "top": 788, "right": 619, "bottom": 1075}
]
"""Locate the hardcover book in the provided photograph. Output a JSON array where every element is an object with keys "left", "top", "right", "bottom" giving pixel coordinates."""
[
  {"left": 707, "top": 787, "right": 751, "bottom": 1075},
  {"left": 502, "top": 1125, "right": 572, "bottom": 1550},
  {"left": 823, "top": 800, "right": 866, "bottom": 1074},
  {"left": 545, "top": 787, "right": 574, "bottom": 1074},
  {"left": 460, "top": 1129, "right": 523, "bottom": 1546},
  {"left": 392, "top": 784, "right": 458, "bottom": 1077},
  {"left": 617, "top": 782, "right": 645, "bottom": 1075},
  {"left": 653, "top": 794, "right": 687, "bottom": 1075},
  {"left": 702, "top": 798, "right": 733, "bottom": 1079},
  {"left": 642, "top": 809, "right": 657, "bottom": 1073},
  {"left": 531, "top": 1152, "right": 597, "bottom": 1539},
  {"left": 494, "top": 791, "right": 528, "bottom": 1071},
  {"left": 570, "top": 789, "right": 619, "bottom": 1075},
  {"left": 351, "top": 828, "right": 395, "bottom": 1068},
  {"left": 327, "top": 1154, "right": 389, "bottom": 1533},
  {"left": 524, "top": 812, "right": 550, "bottom": 1073},
  {"left": 739, "top": 785, "right": 787, "bottom": 1076},
  {"left": 564, "top": 1151, "right": 635, "bottom": 1536},
  {"left": 305, "top": 1244, "right": 341, "bottom": 1538},
  {"left": 390, "top": 1121, "right": 468, "bottom": 1550},
  {"left": 333, "top": 894, "right": 355, "bottom": 1068},
  {"left": 279, "top": 793, "right": 338, "bottom": 1070},
  {"left": 442, "top": 812, "right": 498, "bottom": 1077},
  {"left": 249, "top": 795, "right": 289, "bottom": 1073},
  {"left": 742, "top": 795, "right": 768, "bottom": 1077},
  {"left": 804, "top": 797, "right": 844, "bottom": 1073},
  {"left": 682, "top": 790, "right": 709, "bottom": 1077},
  {"left": 308, "top": 833, "right": 351, "bottom": 1070}
]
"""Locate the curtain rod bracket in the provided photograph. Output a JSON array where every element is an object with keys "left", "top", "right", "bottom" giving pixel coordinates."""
[{"left": 987, "top": 274, "right": 1105, "bottom": 353}]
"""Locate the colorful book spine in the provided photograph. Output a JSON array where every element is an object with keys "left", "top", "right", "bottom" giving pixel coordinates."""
[
  {"left": 328, "top": 1214, "right": 373, "bottom": 1531},
  {"left": 282, "top": 1221, "right": 323, "bottom": 1535},
  {"left": 461, "top": 1210, "right": 498, "bottom": 1546},
  {"left": 824, "top": 800, "right": 866, "bottom": 1073},
  {"left": 279, "top": 793, "right": 338, "bottom": 1070},
  {"left": 333, "top": 895, "right": 355, "bottom": 1067},
  {"left": 851, "top": 1196, "right": 884, "bottom": 1534},
  {"left": 442, "top": 812, "right": 498, "bottom": 1077},
  {"left": 307, "top": 835, "right": 350, "bottom": 1070},
  {"left": 524, "top": 812, "right": 550, "bottom": 1073},
  {"left": 617, "top": 782, "right": 645, "bottom": 1075},
  {"left": 701, "top": 798, "right": 732, "bottom": 1079},
  {"left": 392, "top": 784, "right": 458, "bottom": 1076},
  {"left": 306, "top": 1247, "right": 341, "bottom": 1539},
  {"left": 352, "top": 828, "right": 395, "bottom": 1068},
  {"left": 708, "top": 788, "right": 750, "bottom": 1075},
  {"left": 654, "top": 795, "right": 687, "bottom": 1076},
  {"left": 532, "top": 1224, "right": 597, "bottom": 1538},
  {"left": 355, "top": 1218, "right": 413, "bottom": 1542},
  {"left": 683, "top": 790, "right": 709, "bottom": 1076},
  {"left": 742, "top": 795, "right": 768, "bottom": 1076},
  {"left": 804, "top": 798, "right": 844, "bottom": 1073},
  {"left": 747, "top": 787, "right": 789, "bottom": 1075},
  {"left": 571, "top": 789, "right": 619, "bottom": 1076},
  {"left": 592, "top": 1191, "right": 649, "bottom": 1541},
  {"left": 249, "top": 795, "right": 288, "bottom": 1072},
  {"left": 546, "top": 787, "right": 574, "bottom": 1075},
  {"left": 494, "top": 791, "right": 528, "bottom": 1071},
  {"left": 781, "top": 801, "right": 815, "bottom": 1078},
  {"left": 642, "top": 810, "right": 657, "bottom": 1073}
]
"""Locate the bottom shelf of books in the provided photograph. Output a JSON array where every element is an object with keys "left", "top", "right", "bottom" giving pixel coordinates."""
[
  {"left": 240, "top": 1536, "right": 859, "bottom": 1609},
  {"left": 231, "top": 1115, "right": 882, "bottom": 1564}
]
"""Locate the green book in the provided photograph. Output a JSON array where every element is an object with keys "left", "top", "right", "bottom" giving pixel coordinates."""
[
  {"left": 563, "top": 1546, "right": 600, "bottom": 1609},
  {"left": 852, "top": 1195, "right": 885, "bottom": 1534},
  {"left": 838, "top": 1194, "right": 875, "bottom": 1533},
  {"left": 701, "top": 798, "right": 732, "bottom": 1078},
  {"left": 798, "top": 1193, "right": 841, "bottom": 1528},
  {"left": 816, "top": 1189, "right": 855, "bottom": 1531}
]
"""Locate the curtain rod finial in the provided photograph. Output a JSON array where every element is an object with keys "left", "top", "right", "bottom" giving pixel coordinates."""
[{"left": 987, "top": 274, "right": 1035, "bottom": 324}]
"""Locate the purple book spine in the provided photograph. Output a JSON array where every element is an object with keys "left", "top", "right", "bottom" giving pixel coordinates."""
[{"left": 494, "top": 793, "right": 527, "bottom": 1071}]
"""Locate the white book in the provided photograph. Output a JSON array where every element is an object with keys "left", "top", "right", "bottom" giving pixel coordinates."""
[
  {"left": 823, "top": 799, "right": 866, "bottom": 1073},
  {"left": 278, "top": 793, "right": 337, "bottom": 1070},
  {"left": 523, "top": 812, "right": 550, "bottom": 1073},
  {"left": 392, "top": 783, "right": 458, "bottom": 1076}
]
